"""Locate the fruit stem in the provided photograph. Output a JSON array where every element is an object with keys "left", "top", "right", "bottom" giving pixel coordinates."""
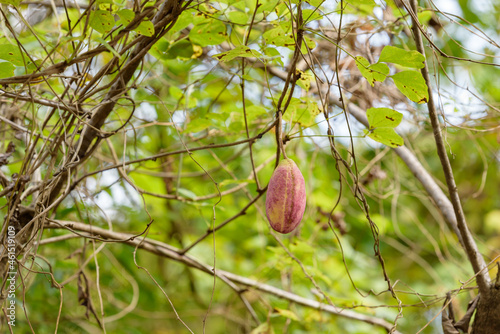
[{"left": 277, "top": 110, "right": 288, "bottom": 159}]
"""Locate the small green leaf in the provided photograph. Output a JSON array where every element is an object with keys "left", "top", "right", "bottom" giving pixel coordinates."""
[
  {"left": 301, "top": 36, "right": 316, "bottom": 54},
  {"left": 344, "top": 0, "right": 376, "bottom": 14},
  {"left": 189, "top": 20, "right": 227, "bottom": 47},
  {"left": 367, "top": 128, "right": 404, "bottom": 148},
  {"left": 302, "top": 8, "right": 323, "bottom": 23},
  {"left": 0, "top": 44, "right": 24, "bottom": 66},
  {"left": 0, "top": 0, "right": 21, "bottom": 6},
  {"left": 116, "top": 9, "right": 135, "bottom": 26},
  {"left": 184, "top": 118, "right": 212, "bottom": 133},
  {"left": 161, "top": 40, "right": 195, "bottom": 60},
  {"left": 245, "top": 105, "right": 269, "bottom": 121},
  {"left": 263, "top": 26, "right": 295, "bottom": 48},
  {"left": 290, "top": 241, "right": 315, "bottom": 256},
  {"left": 355, "top": 56, "right": 389, "bottom": 86},
  {"left": 258, "top": 0, "right": 280, "bottom": 13},
  {"left": 169, "top": 86, "right": 183, "bottom": 100},
  {"left": 417, "top": 10, "right": 433, "bottom": 26},
  {"left": 213, "top": 45, "right": 262, "bottom": 62},
  {"left": 485, "top": 210, "right": 500, "bottom": 234},
  {"left": 0, "top": 61, "right": 15, "bottom": 79},
  {"left": 90, "top": 10, "right": 115, "bottom": 34},
  {"left": 274, "top": 308, "right": 299, "bottom": 321},
  {"left": 176, "top": 188, "right": 197, "bottom": 200},
  {"left": 346, "top": 0, "right": 374, "bottom": 4},
  {"left": 283, "top": 97, "right": 321, "bottom": 127},
  {"left": 95, "top": 37, "right": 120, "bottom": 57},
  {"left": 134, "top": 19, "right": 154, "bottom": 36},
  {"left": 297, "top": 70, "right": 313, "bottom": 91},
  {"left": 170, "top": 10, "right": 194, "bottom": 33},
  {"left": 251, "top": 323, "right": 275, "bottom": 334},
  {"left": 263, "top": 47, "right": 284, "bottom": 66},
  {"left": 366, "top": 107, "right": 402, "bottom": 128},
  {"left": 227, "top": 11, "right": 248, "bottom": 24},
  {"left": 392, "top": 70, "right": 429, "bottom": 104},
  {"left": 366, "top": 107, "right": 404, "bottom": 147},
  {"left": 379, "top": 46, "right": 425, "bottom": 69}
]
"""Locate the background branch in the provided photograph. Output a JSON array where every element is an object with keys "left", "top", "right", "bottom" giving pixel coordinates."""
[
  {"left": 44, "top": 220, "right": 402, "bottom": 333},
  {"left": 407, "top": 0, "right": 490, "bottom": 295}
]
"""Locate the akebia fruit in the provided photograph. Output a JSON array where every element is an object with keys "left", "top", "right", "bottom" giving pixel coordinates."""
[{"left": 265, "top": 158, "right": 306, "bottom": 234}]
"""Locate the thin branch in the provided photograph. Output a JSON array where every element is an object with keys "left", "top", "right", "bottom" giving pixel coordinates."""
[{"left": 408, "top": 0, "right": 490, "bottom": 295}]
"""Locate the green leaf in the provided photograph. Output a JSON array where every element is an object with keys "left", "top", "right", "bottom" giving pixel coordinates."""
[
  {"left": 161, "top": 40, "right": 195, "bottom": 60},
  {"left": 189, "top": 20, "right": 227, "bottom": 47},
  {"left": 485, "top": 210, "right": 500, "bottom": 234},
  {"left": 0, "top": 0, "right": 21, "bottom": 6},
  {"left": 245, "top": 105, "right": 269, "bottom": 121},
  {"left": 213, "top": 45, "right": 262, "bottom": 62},
  {"left": 0, "top": 61, "right": 15, "bottom": 79},
  {"left": 417, "top": 10, "right": 433, "bottom": 26},
  {"left": 346, "top": 0, "right": 374, "bottom": 4},
  {"left": 227, "top": 11, "right": 248, "bottom": 24},
  {"left": 366, "top": 107, "right": 404, "bottom": 147},
  {"left": 379, "top": 46, "right": 425, "bottom": 69},
  {"left": 169, "top": 86, "right": 183, "bottom": 100},
  {"left": 97, "top": 1, "right": 117, "bottom": 12},
  {"left": 297, "top": 70, "right": 313, "bottom": 91},
  {"left": 301, "top": 36, "right": 316, "bottom": 54},
  {"left": 367, "top": 128, "right": 404, "bottom": 148},
  {"left": 290, "top": 240, "right": 315, "bottom": 256},
  {"left": 306, "top": 0, "right": 325, "bottom": 7},
  {"left": 134, "top": 19, "right": 154, "bottom": 37},
  {"left": 263, "top": 47, "right": 284, "bottom": 66},
  {"left": 366, "top": 107, "right": 402, "bottom": 128},
  {"left": 344, "top": 0, "right": 376, "bottom": 14},
  {"left": 0, "top": 44, "right": 24, "bottom": 66},
  {"left": 283, "top": 97, "right": 321, "bottom": 127},
  {"left": 302, "top": 9, "right": 323, "bottom": 23},
  {"left": 392, "top": 70, "right": 429, "bottom": 104},
  {"left": 116, "top": 9, "right": 135, "bottom": 27},
  {"left": 95, "top": 37, "right": 121, "bottom": 57},
  {"left": 171, "top": 10, "right": 194, "bottom": 34},
  {"left": 263, "top": 25, "right": 295, "bottom": 48},
  {"left": 371, "top": 213, "right": 393, "bottom": 235},
  {"left": 355, "top": 56, "right": 389, "bottom": 86},
  {"left": 184, "top": 118, "right": 212, "bottom": 133},
  {"left": 251, "top": 323, "right": 275, "bottom": 334},
  {"left": 258, "top": 0, "right": 280, "bottom": 14},
  {"left": 90, "top": 10, "right": 115, "bottom": 34},
  {"left": 176, "top": 188, "right": 197, "bottom": 200},
  {"left": 274, "top": 308, "right": 299, "bottom": 321}
]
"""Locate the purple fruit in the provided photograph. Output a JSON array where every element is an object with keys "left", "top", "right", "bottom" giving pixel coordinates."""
[{"left": 265, "top": 159, "right": 306, "bottom": 234}]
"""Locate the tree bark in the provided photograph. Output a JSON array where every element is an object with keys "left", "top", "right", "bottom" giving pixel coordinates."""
[{"left": 472, "top": 285, "right": 500, "bottom": 334}]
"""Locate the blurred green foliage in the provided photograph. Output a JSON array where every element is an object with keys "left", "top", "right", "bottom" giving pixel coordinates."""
[{"left": 0, "top": 0, "right": 499, "bottom": 333}]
